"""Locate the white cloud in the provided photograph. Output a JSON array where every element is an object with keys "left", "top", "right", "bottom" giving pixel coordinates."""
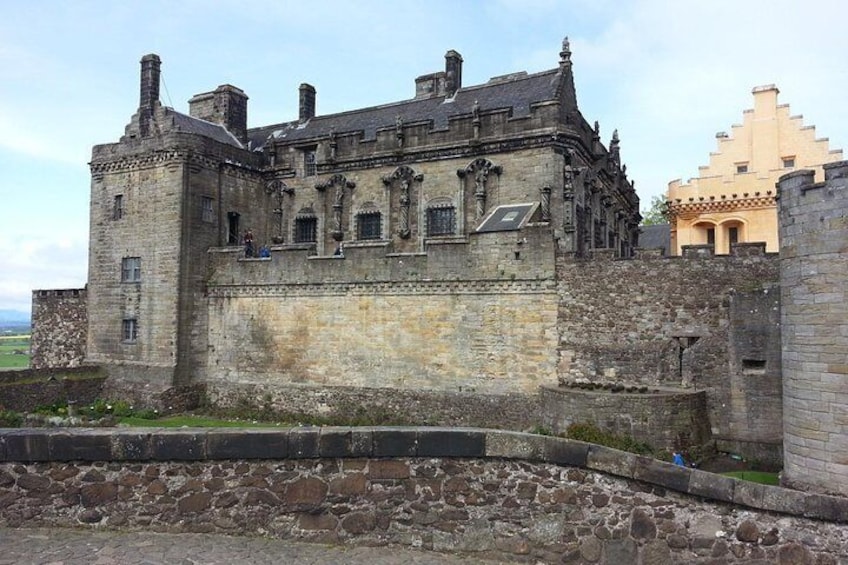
[{"left": 0, "top": 235, "right": 88, "bottom": 312}]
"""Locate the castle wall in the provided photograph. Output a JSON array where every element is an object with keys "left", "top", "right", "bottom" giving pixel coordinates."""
[
  {"left": 778, "top": 161, "right": 848, "bottom": 496},
  {"left": 557, "top": 248, "right": 781, "bottom": 456},
  {"left": 203, "top": 226, "right": 559, "bottom": 397},
  {"left": 30, "top": 288, "right": 87, "bottom": 369},
  {"left": 724, "top": 285, "right": 782, "bottom": 463}
]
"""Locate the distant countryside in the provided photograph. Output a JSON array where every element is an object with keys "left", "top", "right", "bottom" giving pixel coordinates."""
[{"left": 0, "top": 331, "right": 30, "bottom": 370}]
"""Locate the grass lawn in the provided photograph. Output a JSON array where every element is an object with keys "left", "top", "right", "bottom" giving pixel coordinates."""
[
  {"left": 0, "top": 335, "right": 30, "bottom": 370},
  {"left": 722, "top": 471, "right": 780, "bottom": 485},
  {"left": 118, "top": 415, "right": 281, "bottom": 428}
]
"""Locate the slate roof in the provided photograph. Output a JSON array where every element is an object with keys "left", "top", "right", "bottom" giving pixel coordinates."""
[
  {"left": 167, "top": 108, "right": 244, "bottom": 148},
  {"left": 247, "top": 68, "right": 564, "bottom": 150}
]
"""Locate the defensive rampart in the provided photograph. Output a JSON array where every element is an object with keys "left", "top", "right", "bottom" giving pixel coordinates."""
[{"left": 1, "top": 428, "right": 846, "bottom": 564}]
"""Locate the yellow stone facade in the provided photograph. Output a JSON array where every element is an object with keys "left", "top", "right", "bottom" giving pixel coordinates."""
[{"left": 667, "top": 85, "right": 843, "bottom": 255}]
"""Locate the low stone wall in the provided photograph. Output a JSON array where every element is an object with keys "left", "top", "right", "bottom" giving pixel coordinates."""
[
  {"left": 539, "top": 386, "right": 711, "bottom": 450},
  {"left": 1, "top": 428, "right": 846, "bottom": 564},
  {"left": 0, "top": 367, "right": 105, "bottom": 412},
  {"left": 206, "top": 382, "right": 541, "bottom": 430}
]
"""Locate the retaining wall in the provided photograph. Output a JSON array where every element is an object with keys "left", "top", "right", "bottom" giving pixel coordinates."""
[
  {"left": 0, "top": 367, "right": 105, "bottom": 412},
  {"left": 1, "top": 427, "right": 846, "bottom": 564}
]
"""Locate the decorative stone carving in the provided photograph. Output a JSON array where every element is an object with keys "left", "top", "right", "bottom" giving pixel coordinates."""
[
  {"left": 559, "top": 36, "right": 571, "bottom": 66},
  {"left": 540, "top": 185, "right": 552, "bottom": 222},
  {"left": 328, "top": 129, "right": 337, "bottom": 162},
  {"left": 382, "top": 166, "right": 423, "bottom": 239},
  {"left": 561, "top": 164, "right": 577, "bottom": 235},
  {"left": 457, "top": 158, "right": 502, "bottom": 221},
  {"left": 265, "top": 179, "right": 294, "bottom": 243},
  {"left": 316, "top": 174, "right": 356, "bottom": 241},
  {"left": 395, "top": 115, "right": 404, "bottom": 149}
]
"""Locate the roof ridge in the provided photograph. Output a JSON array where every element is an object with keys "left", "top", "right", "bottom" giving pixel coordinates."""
[{"left": 247, "top": 67, "right": 561, "bottom": 137}]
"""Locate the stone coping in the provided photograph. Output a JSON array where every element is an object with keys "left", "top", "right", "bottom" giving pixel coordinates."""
[{"left": 0, "top": 426, "right": 845, "bottom": 523}]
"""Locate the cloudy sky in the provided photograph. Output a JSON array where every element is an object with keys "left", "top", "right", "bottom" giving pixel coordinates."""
[{"left": 1, "top": 0, "right": 846, "bottom": 314}]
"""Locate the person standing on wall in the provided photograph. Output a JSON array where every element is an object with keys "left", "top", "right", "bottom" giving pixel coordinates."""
[{"left": 243, "top": 229, "right": 255, "bottom": 258}]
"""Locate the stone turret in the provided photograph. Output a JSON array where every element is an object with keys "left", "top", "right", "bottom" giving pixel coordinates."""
[{"left": 778, "top": 160, "right": 848, "bottom": 496}]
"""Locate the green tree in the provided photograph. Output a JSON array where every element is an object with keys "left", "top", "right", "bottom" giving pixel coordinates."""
[{"left": 640, "top": 195, "right": 669, "bottom": 226}]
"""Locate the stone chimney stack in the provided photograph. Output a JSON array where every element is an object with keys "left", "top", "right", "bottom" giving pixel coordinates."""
[
  {"left": 444, "top": 50, "right": 463, "bottom": 98},
  {"left": 188, "top": 85, "right": 249, "bottom": 144},
  {"left": 139, "top": 54, "right": 161, "bottom": 136},
  {"left": 299, "top": 83, "right": 316, "bottom": 122}
]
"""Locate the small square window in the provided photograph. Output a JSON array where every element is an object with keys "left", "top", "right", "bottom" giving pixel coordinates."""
[
  {"left": 121, "top": 257, "right": 141, "bottom": 282},
  {"left": 294, "top": 216, "right": 317, "bottom": 243},
  {"left": 357, "top": 212, "right": 382, "bottom": 240},
  {"left": 122, "top": 318, "right": 138, "bottom": 342},
  {"left": 113, "top": 195, "right": 124, "bottom": 220},
  {"left": 201, "top": 196, "right": 215, "bottom": 223},
  {"left": 736, "top": 164, "right": 748, "bottom": 174},
  {"left": 304, "top": 151, "right": 317, "bottom": 177},
  {"left": 783, "top": 157, "right": 795, "bottom": 169},
  {"left": 427, "top": 207, "right": 456, "bottom": 236}
]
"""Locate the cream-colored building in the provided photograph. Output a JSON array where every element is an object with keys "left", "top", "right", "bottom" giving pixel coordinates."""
[{"left": 667, "top": 85, "right": 842, "bottom": 255}]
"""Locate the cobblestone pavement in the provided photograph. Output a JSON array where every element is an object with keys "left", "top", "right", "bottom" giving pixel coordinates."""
[{"left": 0, "top": 528, "right": 502, "bottom": 565}]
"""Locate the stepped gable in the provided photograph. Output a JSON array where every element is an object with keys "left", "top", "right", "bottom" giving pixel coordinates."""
[{"left": 248, "top": 69, "right": 563, "bottom": 148}]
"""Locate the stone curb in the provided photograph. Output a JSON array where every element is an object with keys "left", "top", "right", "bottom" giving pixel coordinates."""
[{"left": 0, "top": 427, "right": 844, "bottom": 523}]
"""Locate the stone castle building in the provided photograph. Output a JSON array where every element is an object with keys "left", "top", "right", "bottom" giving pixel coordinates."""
[
  {"left": 85, "top": 39, "right": 639, "bottom": 394},
  {"left": 667, "top": 85, "right": 843, "bottom": 255},
  {"left": 29, "top": 39, "right": 848, "bottom": 497}
]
